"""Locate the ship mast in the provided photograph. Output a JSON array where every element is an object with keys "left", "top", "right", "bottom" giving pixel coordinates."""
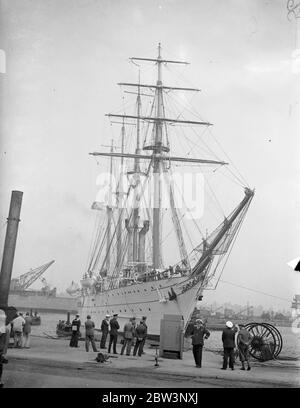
[
  {"left": 116, "top": 123, "right": 125, "bottom": 267},
  {"left": 106, "top": 139, "right": 114, "bottom": 271},
  {"left": 151, "top": 43, "right": 164, "bottom": 268},
  {"left": 133, "top": 72, "right": 142, "bottom": 264},
  {"left": 90, "top": 44, "right": 228, "bottom": 271}
]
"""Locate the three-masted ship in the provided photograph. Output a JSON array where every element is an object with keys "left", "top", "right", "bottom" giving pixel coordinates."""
[{"left": 79, "top": 44, "right": 254, "bottom": 335}]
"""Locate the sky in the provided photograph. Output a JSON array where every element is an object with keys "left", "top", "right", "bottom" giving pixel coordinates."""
[{"left": 0, "top": 0, "right": 299, "bottom": 311}]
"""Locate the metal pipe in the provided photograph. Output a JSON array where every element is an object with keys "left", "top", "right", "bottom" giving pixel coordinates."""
[{"left": 0, "top": 191, "right": 23, "bottom": 308}]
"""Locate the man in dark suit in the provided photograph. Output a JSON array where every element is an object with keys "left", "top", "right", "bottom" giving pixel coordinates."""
[
  {"left": 84, "top": 315, "right": 98, "bottom": 352},
  {"left": 120, "top": 317, "right": 135, "bottom": 356},
  {"left": 133, "top": 321, "right": 147, "bottom": 357},
  {"left": 140, "top": 316, "right": 148, "bottom": 354},
  {"left": 100, "top": 314, "right": 110, "bottom": 349},
  {"left": 221, "top": 321, "right": 238, "bottom": 370},
  {"left": 108, "top": 314, "right": 120, "bottom": 354},
  {"left": 237, "top": 323, "right": 252, "bottom": 370}
]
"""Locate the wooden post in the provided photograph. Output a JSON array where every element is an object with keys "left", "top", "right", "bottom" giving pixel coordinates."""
[{"left": 0, "top": 191, "right": 23, "bottom": 308}]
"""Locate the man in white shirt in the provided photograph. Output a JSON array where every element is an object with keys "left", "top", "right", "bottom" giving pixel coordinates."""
[
  {"left": 12, "top": 313, "right": 25, "bottom": 348},
  {"left": 0, "top": 307, "right": 18, "bottom": 388},
  {"left": 0, "top": 309, "right": 8, "bottom": 388}
]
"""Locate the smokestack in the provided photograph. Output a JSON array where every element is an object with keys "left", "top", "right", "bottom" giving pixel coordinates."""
[{"left": 0, "top": 191, "right": 23, "bottom": 308}]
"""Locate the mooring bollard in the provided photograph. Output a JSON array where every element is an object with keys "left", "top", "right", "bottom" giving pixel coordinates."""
[{"left": 154, "top": 344, "right": 159, "bottom": 367}]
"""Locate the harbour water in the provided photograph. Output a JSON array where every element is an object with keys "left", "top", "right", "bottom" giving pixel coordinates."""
[{"left": 30, "top": 312, "right": 299, "bottom": 360}]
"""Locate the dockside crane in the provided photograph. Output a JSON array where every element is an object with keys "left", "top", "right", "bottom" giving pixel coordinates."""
[
  {"left": 10, "top": 260, "right": 55, "bottom": 291},
  {"left": 232, "top": 305, "right": 254, "bottom": 319}
]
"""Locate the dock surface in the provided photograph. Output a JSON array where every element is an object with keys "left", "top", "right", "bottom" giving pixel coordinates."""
[{"left": 3, "top": 335, "right": 299, "bottom": 388}]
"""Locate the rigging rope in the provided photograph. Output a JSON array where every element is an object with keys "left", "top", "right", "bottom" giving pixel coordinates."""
[
  {"left": 218, "top": 280, "right": 292, "bottom": 303},
  {"left": 208, "top": 127, "right": 250, "bottom": 188},
  {"left": 163, "top": 64, "right": 250, "bottom": 189},
  {"left": 169, "top": 165, "right": 205, "bottom": 241},
  {"left": 211, "top": 200, "right": 252, "bottom": 288}
]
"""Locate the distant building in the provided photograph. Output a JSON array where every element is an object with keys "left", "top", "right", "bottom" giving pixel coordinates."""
[{"left": 292, "top": 295, "right": 300, "bottom": 313}]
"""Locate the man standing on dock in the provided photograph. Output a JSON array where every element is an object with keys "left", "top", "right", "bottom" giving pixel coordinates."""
[
  {"left": 120, "top": 317, "right": 135, "bottom": 356},
  {"left": 12, "top": 312, "right": 25, "bottom": 348},
  {"left": 190, "top": 319, "right": 210, "bottom": 368},
  {"left": 140, "top": 316, "right": 148, "bottom": 354},
  {"left": 100, "top": 314, "right": 110, "bottom": 349},
  {"left": 0, "top": 309, "right": 8, "bottom": 388},
  {"left": 237, "top": 323, "right": 252, "bottom": 371},
  {"left": 22, "top": 312, "right": 32, "bottom": 349},
  {"left": 221, "top": 321, "right": 238, "bottom": 370},
  {"left": 108, "top": 314, "right": 119, "bottom": 354},
  {"left": 133, "top": 320, "right": 147, "bottom": 357},
  {"left": 69, "top": 314, "right": 81, "bottom": 348},
  {"left": 84, "top": 315, "right": 98, "bottom": 352}
]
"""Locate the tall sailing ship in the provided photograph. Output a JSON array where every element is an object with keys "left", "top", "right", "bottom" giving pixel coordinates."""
[{"left": 79, "top": 44, "right": 254, "bottom": 336}]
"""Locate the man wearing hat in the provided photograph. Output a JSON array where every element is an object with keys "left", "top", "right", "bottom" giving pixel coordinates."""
[
  {"left": 221, "top": 321, "right": 238, "bottom": 370},
  {"left": 140, "top": 316, "right": 148, "bottom": 354},
  {"left": 190, "top": 319, "right": 210, "bottom": 368},
  {"left": 237, "top": 324, "right": 252, "bottom": 370},
  {"left": 84, "top": 315, "right": 98, "bottom": 352},
  {"left": 100, "top": 314, "right": 110, "bottom": 349},
  {"left": 108, "top": 314, "right": 120, "bottom": 354},
  {"left": 121, "top": 317, "right": 135, "bottom": 356},
  {"left": 133, "top": 319, "right": 147, "bottom": 357},
  {"left": 69, "top": 314, "right": 81, "bottom": 348}
]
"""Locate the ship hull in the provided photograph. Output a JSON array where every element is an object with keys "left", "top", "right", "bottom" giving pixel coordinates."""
[
  {"left": 79, "top": 276, "right": 203, "bottom": 336},
  {"left": 8, "top": 291, "right": 80, "bottom": 314}
]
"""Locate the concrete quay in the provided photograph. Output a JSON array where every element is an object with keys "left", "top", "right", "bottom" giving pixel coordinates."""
[{"left": 2, "top": 335, "right": 299, "bottom": 388}]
